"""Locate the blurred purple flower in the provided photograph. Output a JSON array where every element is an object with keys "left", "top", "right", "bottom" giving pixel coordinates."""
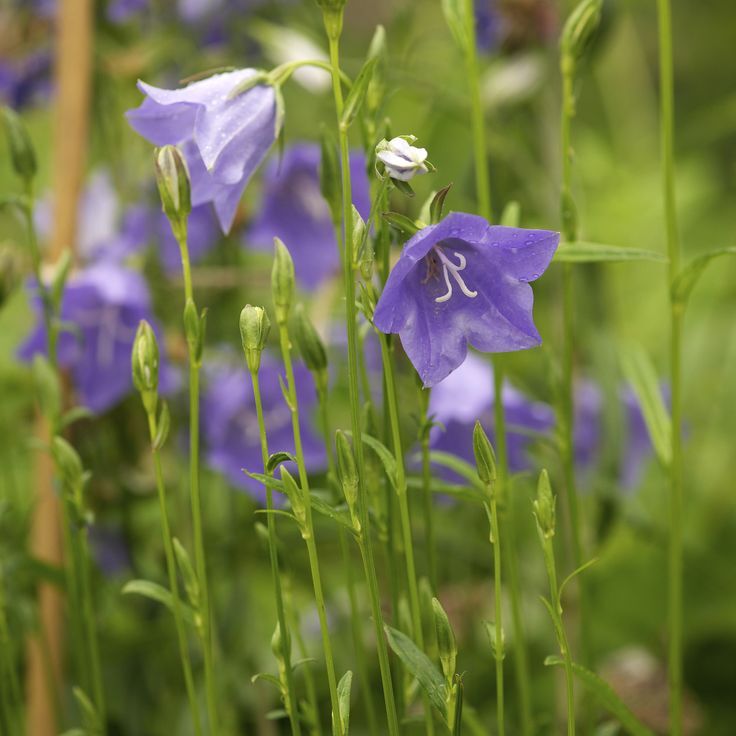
[
  {"left": 126, "top": 69, "right": 279, "bottom": 233},
  {"left": 107, "top": 0, "right": 149, "bottom": 22},
  {"left": 247, "top": 143, "right": 371, "bottom": 289},
  {"left": 0, "top": 50, "right": 53, "bottom": 110},
  {"left": 18, "top": 263, "right": 176, "bottom": 413},
  {"left": 202, "top": 353, "right": 325, "bottom": 502},
  {"left": 475, "top": 0, "right": 501, "bottom": 52},
  {"left": 373, "top": 213, "right": 558, "bottom": 387},
  {"left": 429, "top": 352, "right": 554, "bottom": 480},
  {"left": 89, "top": 526, "right": 131, "bottom": 576}
]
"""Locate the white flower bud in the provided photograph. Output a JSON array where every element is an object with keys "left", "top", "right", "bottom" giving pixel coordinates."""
[{"left": 376, "top": 136, "right": 429, "bottom": 182}]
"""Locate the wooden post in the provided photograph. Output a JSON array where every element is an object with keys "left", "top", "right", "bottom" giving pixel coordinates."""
[{"left": 25, "top": 1, "right": 94, "bottom": 734}]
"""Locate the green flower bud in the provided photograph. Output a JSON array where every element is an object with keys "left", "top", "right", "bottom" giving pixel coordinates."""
[
  {"left": 472, "top": 421, "right": 496, "bottom": 489},
  {"left": 271, "top": 238, "right": 295, "bottom": 325},
  {"left": 131, "top": 320, "right": 159, "bottom": 397},
  {"left": 52, "top": 436, "right": 84, "bottom": 491},
  {"left": 315, "top": 0, "right": 346, "bottom": 40},
  {"left": 533, "top": 469, "right": 556, "bottom": 539},
  {"left": 271, "top": 621, "right": 290, "bottom": 663},
  {"left": 154, "top": 145, "right": 191, "bottom": 229},
  {"left": 485, "top": 621, "right": 505, "bottom": 662},
  {"left": 1, "top": 106, "right": 37, "bottom": 184},
  {"left": 335, "top": 430, "right": 360, "bottom": 530},
  {"left": 239, "top": 304, "right": 271, "bottom": 374},
  {"left": 432, "top": 597, "right": 457, "bottom": 683},
  {"left": 183, "top": 298, "right": 202, "bottom": 358},
  {"left": 293, "top": 304, "right": 327, "bottom": 375},
  {"left": 280, "top": 467, "right": 308, "bottom": 538},
  {"left": 561, "top": 0, "right": 603, "bottom": 64}
]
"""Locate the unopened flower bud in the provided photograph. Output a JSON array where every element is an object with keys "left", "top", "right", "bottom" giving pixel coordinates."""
[
  {"left": 561, "top": 0, "right": 603, "bottom": 65},
  {"left": 293, "top": 305, "right": 327, "bottom": 375},
  {"left": 280, "top": 467, "right": 308, "bottom": 537},
  {"left": 52, "top": 436, "right": 84, "bottom": 491},
  {"left": 485, "top": 621, "right": 505, "bottom": 661},
  {"left": 533, "top": 469, "right": 556, "bottom": 539},
  {"left": 432, "top": 597, "right": 457, "bottom": 683},
  {"left": 132, "top": 320, "right": 159, "bottom": 397},
  {"left": 272, "top": 238, "right": 295, "bottom": 325},
  {"left": 335, "top": 430, "right": 360, "bottom": 530},
  {"left": 376, "top": 136, "right": 429, "bottom": 182},
  {"left": 239, "top": 304, "right": 271, "bottom": 374},
  {"left": 315, "top": 0, "right": 346, "bottom": 40},
  {"left": 473, "top": 421, "right": 496, "bottom": 490},
  {"left": 271, "top": 621, "right": 290, "bottom": 662},
  {"left": 154, "top": 144, "right": 191, "bottom": 229},
  {"left": 1, "top": 106, "right": 37, "bottom": 184}
]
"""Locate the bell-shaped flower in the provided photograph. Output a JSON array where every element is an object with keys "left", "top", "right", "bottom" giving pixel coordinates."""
[
  {"left": 247, "top": 143, "right": 370, "bottom": 289},
  {"left": 373, "top": 212, "right": 559, "bottom": 387},
  {"left": 126, "top": 68, "right": 278, "bottom": 233},
  {"left": 18, "top": 262, "right": 176, "bottom": 413},
  {"left": 202, "top": 352, "right": 325, "bottom": 503}
]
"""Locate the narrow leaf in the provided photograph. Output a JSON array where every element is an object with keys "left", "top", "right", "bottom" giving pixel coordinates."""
[
  {"left": 357, "top": 432, "right": 398, "bottom": 490},
  {"left": 266, "top": 451, "right": 297, "bottom": 474},
  {"left": 545, "top": 657, "right": 656, "bottom": 736},
  {"left": 555, "top": 242, "right": 667, "bottom": 263},
  {"left": 559, "top": 557, "right": 598, "bottom": 599},
  {"left": 441, "top": 0, "right": 470, "bottom": 53},
  {"left": 337, "top": 670, "right": 353, "bottom": 734},
  {"left": 341, "top": 57, "right": 378, "bottom": 128},
  {"left": 500, "top": 201, "right": 521, "bottom": 227},
  {"left": 427, "top": 451, "right": 485, "bottom": 492},
  {"left": 671, "top": 246, "right": 736, "bottom": 307},
  {"left": 384, "top": 625, "right": 448, "bottom": 718},
  {"left": 173, "top": 538, "right": 199, "bottom": 609},
  {"left": 430, "top": 183, "right": 453, "bottom": 225},
  {"left": 382, "top": 211, "right": 421, "bottom": 237},
  {"left": 153, "top": 401, "right": 170, "bottom": 450},
  {"left": 309, "top": 495, "right": 354, "bottom": 530},
  {"left": 620, "top": 346, "right": 672, "bottom": 467},
  {"left": 122, "top": 579, "right": 195, "bottom": 624},
  {"left": 251, "top": 672, "right": 283, "bottom": 691}
]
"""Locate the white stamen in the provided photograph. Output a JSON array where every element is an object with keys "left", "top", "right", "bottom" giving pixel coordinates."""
[{"left": 433, "top": 247, "right": 477, "bottom": 303}]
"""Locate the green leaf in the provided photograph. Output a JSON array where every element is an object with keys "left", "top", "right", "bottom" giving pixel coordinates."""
[
  {"left": 382, "top": 211, "right": 421, "bottom": 238},
  {"left": 384, "top": 625, "right": 448, "bottom": 719},
  {"left": 500, "top": 201, "right": 521, "bottom": 227},
  {"left": 545, "top": 657, "right": 656, "bottom": 736},
  {"left": 153, "top": 401, "right": 170, "bottom": 450},
  {"left": 554, "top": 242, "right": 668, "bottom": 264},
  {"left": 671, "top": 246, "right": 736, "bottom": 308},
  {"left": 172, "top": 538, "right": 199, "bottom": 610},
  {"left": 72, "top": 686, "right": 101, "bottom": 735},
  {"left": 266, "top": 452, "right": 297, "bottom": 474},
  {"left": 251, "top": 672, "right": 283, "bottom": 691},
  {"left": 406, "top": 477, "right": 483, "bottom": 503},
  {"left": 337, "top": 670, "right": 353, "bottom": 734},
  {"left": 122, "top": 579, "right": 195, "bottom": 625},
  {"left": 341, "top": 57, "right": 378, "bottom": 128},
  {"left": 32, "top": 354, "right": 61, "bottom": 420},
  {"left": 309, "top": 495, "right": 354, "bottom": 530},
  {"left": 430, "top": 183, "right": 453, "bottom": 225},
  {"left": 356, "top": 433, "right": 398, "bottom": 490},
  {"left": 620, "top": 346, "right": 671, "bottom": 467},
  {"left": 59, "top": 406, "right": 94, "bottom": 429},
  {"left": 559, "top": 557, "right": 598, "bottom": 599},
  {"left": 441, "top": 0, "right": 470, "bottom": 53},
  {"left": 427, "top": 451, "right": 485, "bottom": 492}
]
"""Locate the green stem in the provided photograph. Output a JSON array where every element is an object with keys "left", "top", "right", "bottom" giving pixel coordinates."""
[
  {"left": 488, "top": 496, "right": 504, "bottom": 736},
  {"left": 463, "top": 0, "right": 492, "bottom": 221},
  {"left": 379, "top": 333, "right": 435, "bottom": 736},
  {"left": 291, "top": 609, "right": 323, "bottom": 736},
  {"left": 278, "top": 325, "right": 342, "bottom": 736},
  {"left": 493, "top": 367, "right": 533, "bottom": 736},
  {"left": 656, "top": 1, "right": 683, "bottom": 732},
  {"left": 251, "top": 370, "right": 304, "bottom": 736},
  {"left": 419, "top": 389, "right": 437, "bottom": 591},
  {"left": 0, "top": 566, "right": 23, "bottom": 734},
  {"left": 318, "top": 385, "right": 380, "bottom": 736},
  {"left": 146, "top": 410, "right": 203, "bottom": 736},
  {"left": 325, "top": 25, "right": 401, "bottom": 736},
  {"left": 176, "top": 232, "right": 219, "bottom": 736}
]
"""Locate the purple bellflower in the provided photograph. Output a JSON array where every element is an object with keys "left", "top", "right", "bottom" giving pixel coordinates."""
[
  {"left": 373, "top": 212, "right": 559, "bottom": 387},
  {"left": 429, "top": 351, "right": 554, "bottom": 479},
  {"left": 18, "top": 262, "right": 175, "bottom": 413},
  {"left": 0, "top": 50, "right": 53, "bottom": 110},
  {"left": 248, "top": 143, "right": 371, "bottom": 289},
  {"left": 126, "top": 69, "right": 279, "bottom": 234},
  {"left": 202, "top": 353, "right": 325, "bottom": 503}
]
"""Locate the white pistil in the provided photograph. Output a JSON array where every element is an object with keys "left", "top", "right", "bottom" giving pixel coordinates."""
[{"left": 433, "top": 247, "right": 477, "bottom": 303}]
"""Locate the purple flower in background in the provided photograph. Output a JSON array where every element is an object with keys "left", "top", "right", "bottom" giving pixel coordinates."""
[
  {"left": 202, "top": 354, "right": 325, "bottom": 502},
  {"left": 107, "top": 0, "right": 149, "bottom": 22},
  {"left": 158, "top": 203, "right": 221, "bottom": 273},
  {"left": 248, "top": 143, "right": 371, "bottom": 289},
  {"left": 429, "top": 352, "right": 554, "bottom": 479},
  {"left": 0, "top": 50, "right": 53, "bottom": 110},
  {"left": 126, "top": 69, "right": 279, "bottom": 233},
  {"left": 475, "top": 0, "right": 501, "bottom": 52},
  {"left": 18, "top": 263, "right": 175, "bottom": 413},
  {"left": 373, "top": 212, "right": 558, "bottom": 387}
]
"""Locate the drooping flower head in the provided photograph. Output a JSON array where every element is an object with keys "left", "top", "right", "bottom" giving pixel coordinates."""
[
  {"left": 373, "top": 212, "right": 559, "bottom": 386},
  {"left": 202, "top": 353, "right": 325, "bottom": 502},
  {"left": 18, "top": 262, "right": 175, "bottom": 413},
  {"left": 376, "top": 136, "right": 430, "bottom": 182},
  {"left": 126, "top": 69, "right": 279, "bottom": 233},
  {"left": 247, "top": 143, "right": 370, "bottom": 289},
  {"left": 429, "top": 351, "right": 554, "bottom": 478}
]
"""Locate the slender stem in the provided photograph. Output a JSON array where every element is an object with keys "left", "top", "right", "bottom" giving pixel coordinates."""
[
  {"left": 251, "top": 371, "right": 303, "bottom": 736},
  {"left": 463, "top": 0, "right": 492, "bottom": 221},
  {"left": 488, "top": 497, "right": 504, "bottom": 736},
  {"left": 318, "top": 386, "right": 380, "bottom": 736},
  {"left": 379, "top": 333, "right": 435, "bottom": 735},
  {"left": 0, "top": 564, "right": 24, "bottom": 734},
  {"left": 493, "top": 367, "right": 533, "bottom": 736},
  {"left": 176, "top": 232, "right": 219, "bottom": 736},
  {"left": 325, "top": 25, "right": 401, "bottom": 736},
  {"left": 146, "top": 410, "right": 203, "bottom": 736},
  {"left": 656, "top": 1, "right": 683, "bottom": 732},
  {"left": 418, "top": 389, "right": 437, "bottom": 591},
  {"left": 291, "top": 609, "right": 323, "bottom": 736},
  {"left": 278, "top": 325, "right": 342, "bottom": 736}
]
